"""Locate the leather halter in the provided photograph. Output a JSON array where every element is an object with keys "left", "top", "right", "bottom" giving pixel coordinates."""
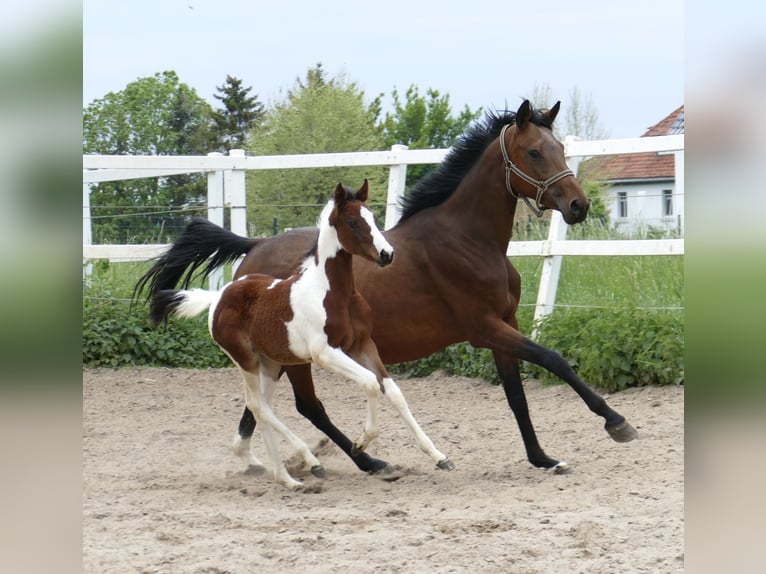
[{"left": 499, "top": 124, "right": 575, "bottom": 218}]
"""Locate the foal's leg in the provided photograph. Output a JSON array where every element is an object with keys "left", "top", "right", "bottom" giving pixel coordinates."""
[
  {"left": 313, "top": 346, "right": 385, "bottom": 454},
  {"left": 234, "top": 366, "right": 394, "bottom": 475},
  {"left": 232, "top": 382, "right": 267, "bottom": 473},
  {"left": 354, "top": 342, "right": 453, "bottom": 470},
  {"left": 286, "top": 364, "right": 394, "bottom": 474},
  {"left": 258, "top": 360, "right": 326, "bottom": 479},
  {"left": 250, "top": 359, "right": 324, "bottom": 486}
]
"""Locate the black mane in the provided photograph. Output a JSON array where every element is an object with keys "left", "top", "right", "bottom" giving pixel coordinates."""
[{"left": 397, "top": 106, "right": 554, "bottom": 222}]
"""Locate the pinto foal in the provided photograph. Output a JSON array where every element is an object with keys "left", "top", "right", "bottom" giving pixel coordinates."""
[{"left": 150, "top": 181, "right": 452, "bottom": 488}]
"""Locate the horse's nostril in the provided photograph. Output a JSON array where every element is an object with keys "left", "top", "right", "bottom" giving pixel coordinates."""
[{"left": 570, "top": 199, "right": 583, "bottom": 216}]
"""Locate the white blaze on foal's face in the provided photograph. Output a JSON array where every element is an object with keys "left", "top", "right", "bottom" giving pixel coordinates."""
[{"left": 360, "top": 205, "right": 394, "bottom": 259}]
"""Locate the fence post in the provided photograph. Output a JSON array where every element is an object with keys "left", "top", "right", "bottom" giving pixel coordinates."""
[
  {"left": 674, "top": 150, "right": 684, "bottom": 234},
  {"left": 384, "top": 144, "right": 408, "bottom": 230},
  {"left": 531, "top": 137, "right": 583, "bottom": 339},
  {"left": 228, "top": 149, "right": 247, "bottom": 275},
  {"left": 207, "top": 152, "right": 225, "bottom": 289},
  {"left": 83, "top": 183, "right": 93, "bottom": 282}
]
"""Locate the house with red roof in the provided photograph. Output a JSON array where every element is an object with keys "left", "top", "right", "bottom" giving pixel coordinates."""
[{"left": 582, "top": 105, "right": 684, "bottom": 235}]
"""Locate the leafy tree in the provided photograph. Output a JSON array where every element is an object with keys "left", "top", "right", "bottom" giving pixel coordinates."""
[
  {"left": 380, "top": 85, "right": 482, "bottom": 186},
  {"left": 247, "top": 63, "right": 388, "bottom": 234},
  {"left": 211, "top": 75, "right": 264, "bottom": 152},
  {"left": 83, "top": 71, "right": 215, "bottom": 243}
]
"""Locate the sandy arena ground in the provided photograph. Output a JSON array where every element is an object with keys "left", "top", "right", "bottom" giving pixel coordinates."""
[{"left": 83, "top": 367, "right": 683, "bottom": 573}]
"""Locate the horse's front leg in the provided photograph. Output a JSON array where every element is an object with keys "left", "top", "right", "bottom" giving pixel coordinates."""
[
  {"left": 479, "top": 320, "right": 637, "bottom": 459},
  {"left": 493, "top": 350, "right": 568, "bottom": 472}
]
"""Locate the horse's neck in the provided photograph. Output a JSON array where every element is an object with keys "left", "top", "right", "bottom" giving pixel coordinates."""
[{"left": 441, "top": 151, "right": 519, "bottom": 250}]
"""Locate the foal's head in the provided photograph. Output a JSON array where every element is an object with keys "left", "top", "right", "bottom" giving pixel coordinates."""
[{"left": 328, "top": 180, "right": 394, "bottom": 268}]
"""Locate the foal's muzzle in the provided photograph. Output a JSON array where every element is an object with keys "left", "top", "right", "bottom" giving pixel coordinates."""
[{"left": 378, "top": 249, "right": 394, "bottom": 268}]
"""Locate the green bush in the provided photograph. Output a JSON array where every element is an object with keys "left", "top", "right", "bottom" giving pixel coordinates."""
[{"left": 82, "top": 280, "right": 229, "bottom": 369}]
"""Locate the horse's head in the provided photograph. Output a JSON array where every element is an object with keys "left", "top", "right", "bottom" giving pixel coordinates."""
[
  {"left": 331, "top": 180, "right": 394, "bottom": 268},
  {"left": 500, "top": 100, "right": 589, "bottom": 224}
]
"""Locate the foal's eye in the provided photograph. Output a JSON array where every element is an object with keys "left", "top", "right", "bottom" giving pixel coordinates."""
[
  {"left": 347, "top": 219, "right": 359, "bottom": 229},
  {"left": 529, "top": 149, "right": 542, "bottom": 160}
]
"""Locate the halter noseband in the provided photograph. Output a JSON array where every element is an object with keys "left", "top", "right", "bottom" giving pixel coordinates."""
[{"left": 499, "top": 123, "right": 575, "bottom": 218}]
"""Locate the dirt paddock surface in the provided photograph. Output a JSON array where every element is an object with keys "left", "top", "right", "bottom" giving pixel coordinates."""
[{"left": 83, "top": 367, "right": 684, "bottom": 573}]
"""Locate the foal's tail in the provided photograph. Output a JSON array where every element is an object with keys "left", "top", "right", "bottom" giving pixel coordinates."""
[
  {"left": 150, "top": 288, "right": 221, "bottom": 326},
  {"left": 133, "top": 218, "right": 258, "bottom": 306}
]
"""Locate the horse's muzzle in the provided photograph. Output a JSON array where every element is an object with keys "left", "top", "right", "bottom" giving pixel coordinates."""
[{"left": 377, "top": 250, "right": 394, "bottom": 268}]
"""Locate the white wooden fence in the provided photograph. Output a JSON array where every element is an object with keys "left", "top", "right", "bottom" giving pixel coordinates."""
[{"left": 83, "top": 134, "right": 684, "bottom": 333}]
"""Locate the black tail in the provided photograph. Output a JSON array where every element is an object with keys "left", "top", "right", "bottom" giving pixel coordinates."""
[
  {"left": 149, "top": 290, "right": 185, "bottom": 325},
  {"left": 132, "top": 218, "right": 258, "bottom": 306}
]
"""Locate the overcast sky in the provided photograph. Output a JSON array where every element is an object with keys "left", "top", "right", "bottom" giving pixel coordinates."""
[{"left": 82, "top": 0, "right": 684, "bottom": 139}]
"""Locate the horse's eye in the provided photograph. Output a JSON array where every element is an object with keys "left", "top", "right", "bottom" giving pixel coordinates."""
[
  {"left": 347, "top": 219, "right": 359, "bottom": 229},
  {"left": 529, "top": 149, "right": 542, "bottom": 160}
]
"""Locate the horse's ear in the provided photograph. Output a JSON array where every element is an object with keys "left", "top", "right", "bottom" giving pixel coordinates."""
[
  {"left": 334, "top": 183, "right": 347, "bottom": 208},
  {"left": 546, "top": 101, "right": 561, "bottom": 124},
  {"left": 356, "top": 179, "right": 369, "bottom": 202},
  {"left": 517, "top": 99, "right": 533, "bottom": 130}
]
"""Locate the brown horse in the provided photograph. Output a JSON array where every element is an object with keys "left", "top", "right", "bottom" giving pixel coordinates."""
[
  {"left": 135, "top": 99, "right": 637, "bottom": 477},
  {"left": 149, "top": 181, "right": 451, "bottom": 488}
]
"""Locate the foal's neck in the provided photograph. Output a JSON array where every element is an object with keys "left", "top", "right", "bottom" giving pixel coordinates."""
[{"left": 312, "top": 222, "right": 356, "bottom": 297}]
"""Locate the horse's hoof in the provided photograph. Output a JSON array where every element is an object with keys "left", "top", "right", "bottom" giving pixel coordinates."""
[
  {"left": 606, "top": 420, "right": 638, "bottom": 443},
  {"left": 244, "top": 464, "right": 267, "bottom": 476},
  {"left": 436, "top": 457, "right": 455, "bottom": 471},
  {"left": 310, "top": 464, "right": 326, "bottom": 478},
  {"left": 546, "top": 461, "right": 570, "bottom": 474}
]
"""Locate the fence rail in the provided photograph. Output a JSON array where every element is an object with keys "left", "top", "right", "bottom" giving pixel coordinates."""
[{"left": 83, "top": 133, "right": 684, "bottom": 331}]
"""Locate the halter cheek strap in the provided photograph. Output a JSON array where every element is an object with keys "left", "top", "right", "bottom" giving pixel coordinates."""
[{"left": 499, "top": 124, "right": 575, "bottom": 218}]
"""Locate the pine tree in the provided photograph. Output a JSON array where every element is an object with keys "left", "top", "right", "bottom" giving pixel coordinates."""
[{"left": 212, "top": 75, "right": 264, "bottom": 151}]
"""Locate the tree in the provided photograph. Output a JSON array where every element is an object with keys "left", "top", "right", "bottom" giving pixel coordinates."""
[
  {"left": 211, "top": 75, "right": 264, "bottom": 152},
  {"left": 83, "top": 71, "right": 215, "bottom": 242},
  {"left": 247, "top": 64, "right": 388, "bottom": 235},
  {"left": 380, "top": 85, "right": 482, "bottom": 186},
  {"left": 529, "top": 82, "right": 608, "bottom": 140}
]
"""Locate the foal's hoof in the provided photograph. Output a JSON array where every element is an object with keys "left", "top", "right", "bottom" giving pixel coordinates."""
[
  {"left": 371, "top": 463, "right": 404, "bottom": 482},
  {"left": 243, "top": 464, "right": 267, "bottom": 476},
  {"left": 436, "top": 457, "right": 456, "bottom": 471},
  {"left": 310, "top": 464, "right": 327, "bottom": 479},
  {"left": 606, "top": 420, "right": 638, "bottom": 443}
]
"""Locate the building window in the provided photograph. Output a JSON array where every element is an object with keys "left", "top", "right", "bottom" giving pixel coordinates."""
[
  {"left": 618, "top": 192, "right": 628, "bottom": 218},
  {"left": 663, "top": 189, "right": 673, "bottom": 216}
]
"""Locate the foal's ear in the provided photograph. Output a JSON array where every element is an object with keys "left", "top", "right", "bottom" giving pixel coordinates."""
[
  {"left": 545, "top": 101, "right": 561, "bottom": 124},
  {"left": 517, "top": 99, "right": 533, "bottom": 129},
  {"left": 334, "top": 183, "right": 347, "bottom": 208},
  {"left": 356, "top": 179, "right": 369, "bottom": 202}
]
